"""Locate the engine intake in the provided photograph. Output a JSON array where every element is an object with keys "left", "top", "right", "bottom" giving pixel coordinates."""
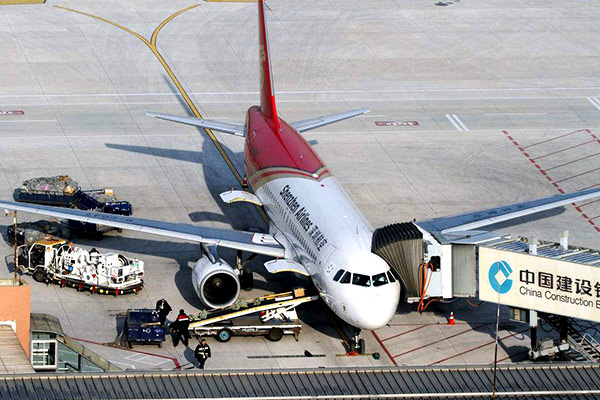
[{"left": 192, "top": 256, "right": 240, "bottom": 309}]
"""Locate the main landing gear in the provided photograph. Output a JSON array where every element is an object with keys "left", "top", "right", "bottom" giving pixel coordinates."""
[
  {"left": 237, "top": 250, "right": 256, "bottom": 291},
  {"left": 349, "top": 327, "right": 366, "bottom": 355}
]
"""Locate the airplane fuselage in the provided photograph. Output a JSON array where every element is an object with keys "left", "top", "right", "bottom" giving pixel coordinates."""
[{"left": 244, "top": 106, "right": 400, "bottom": 330}]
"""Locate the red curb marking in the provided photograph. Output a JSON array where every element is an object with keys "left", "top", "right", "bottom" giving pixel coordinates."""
[
  {"left": 580, "top": 182, "right": 600, "bottom": 191},
  {"left": 504, "top": 129, "right": 600, "bottom": 235},
  {"left": 494, "top": 349, "right": 530, "bottom": 364},
  {"left": 545, "top": 152, "right": 600, "bottom": 171},
  {"left": 522, "top": 128, "right": 588, "bottom": 149},
  {"left": 429, "top": 327, "right": 529, "bottom": 366},
  {"left": 73, "top": 337, "right": 181, "bottom": 369},
  {"left": 392, "top": 323, "right": 490, "bottom": 359},
  {"left": 381, "top": 325, "right": 428, "bottom": 343},
  {"left": 371, "top": 330, "right": 397, "bottom": 366},
  {"left": 554, "top": 167, "right": 600, "bottom": 183},
  {"left": 578, "top": 199, "right": 600, "bottom": 208},
  {"left": 533, "top": 140, "right": 597, "bottom": 160}
]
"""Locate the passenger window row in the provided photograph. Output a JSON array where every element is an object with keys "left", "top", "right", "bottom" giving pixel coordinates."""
[{"left": 333, "top": 269, "right": 397, "bottom": 287}]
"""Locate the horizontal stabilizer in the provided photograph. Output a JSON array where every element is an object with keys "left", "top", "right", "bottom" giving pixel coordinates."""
[
  {"left": 416, "top": 187, "right": 600, "bottom": 235},
  {"left": 145, "top": 112, "right": 245, "bottom": 136},
  {"left": 220, "top": 190, "right": 262, "bottom": 206},
  {"left": 291, "top": 108, "right": 370, "bottom": 133},
  {"left": 264, "top": 259, "right": 309, "bottom": 276}
]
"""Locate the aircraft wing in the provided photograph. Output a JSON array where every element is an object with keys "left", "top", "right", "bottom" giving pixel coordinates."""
[
  {"left": 290, "top": 108, "right": 370, "bottom": 133},
  {"left": 415, "top": 188, "right": 600, "bottom": 235},
  {"left": 145, "top": 112, "right": 245, "bottom": 137},
  {"left": 0, "top": 200, "right": 285, "bottom": 258}
]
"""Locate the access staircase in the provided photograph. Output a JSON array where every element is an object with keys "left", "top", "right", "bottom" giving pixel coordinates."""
[{"left": 543, "top": 314, "right": 600, "bottom": 362}]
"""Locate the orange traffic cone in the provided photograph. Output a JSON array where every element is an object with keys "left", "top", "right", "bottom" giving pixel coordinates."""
[{"left": 448, "top": 311, "right": 456, "bottom": 325}]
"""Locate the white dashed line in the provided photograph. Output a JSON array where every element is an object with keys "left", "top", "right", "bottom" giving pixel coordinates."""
[
  {"left": 588, "top": 97, "right": 600, "bottom": 111},
  {"left": 0, "top": 119, "right": 57, "bottom": 123},
  {"left": 445, "top": 114, "right": 469, "bottom": 131}
]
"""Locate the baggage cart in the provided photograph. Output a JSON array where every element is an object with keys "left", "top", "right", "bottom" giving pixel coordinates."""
[{"left": 124, "top": 309, "right": 165, "bottom": 348}]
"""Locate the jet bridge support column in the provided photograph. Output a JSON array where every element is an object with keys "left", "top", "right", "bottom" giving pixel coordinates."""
[{"left": 528, "top": 237, "right": 538, "bottom": 354}]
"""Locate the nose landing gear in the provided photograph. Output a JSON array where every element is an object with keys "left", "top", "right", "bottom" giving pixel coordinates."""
[{"left": 349, "top": 328, "right": 366, "bottom": 355}]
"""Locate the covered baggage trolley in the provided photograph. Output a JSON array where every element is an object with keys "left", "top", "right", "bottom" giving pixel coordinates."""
[{"left": 124, "top": 309, "right": 165, "bottom": 348}]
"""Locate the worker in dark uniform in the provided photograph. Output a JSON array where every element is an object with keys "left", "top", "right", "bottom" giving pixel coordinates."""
[
  {"left": 194, "top": 338, "right": 211, "bottom": 369},
  {"left": 155, "top": 298, "right": 172, "bottom": 326},
  {"left": 169, "top": 309, "right": 190, "bottom": 347}
]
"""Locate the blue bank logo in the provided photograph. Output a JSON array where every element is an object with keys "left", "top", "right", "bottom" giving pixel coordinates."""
[{"left": 488, "top": 260, "right": 513, "bottom": 294}]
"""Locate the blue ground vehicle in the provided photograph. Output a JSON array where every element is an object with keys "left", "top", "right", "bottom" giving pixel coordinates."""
[{"left": 124, "top": 309, "right": 164, "bottom": 348}]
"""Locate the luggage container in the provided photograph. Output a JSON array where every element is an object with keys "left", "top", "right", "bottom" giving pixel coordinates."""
[
  {"left": 16, "top": 175, "right": 80, "bottom": 207},
  {"left": 124, "top": 309, "right": 164, "bottom": 348}
]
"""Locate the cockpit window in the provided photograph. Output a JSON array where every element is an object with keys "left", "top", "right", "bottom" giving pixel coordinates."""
[
  {"left": 339, "top": 271, "right": 351, "bottom": 284},
  {"left": 387, "top": 270, "right": 397, "bottom": 283},
  {"left": 333, "top": 269, "right": 345, "bottom": 282},
  {"left": 372, "top": 272, "right": 388, "bottom": 287},
  {"left": 352, "top": 273, "right": 371, "bottom": 287}
]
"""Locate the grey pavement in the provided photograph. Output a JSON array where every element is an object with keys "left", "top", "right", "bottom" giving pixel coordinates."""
[{"left": 0, "top": 0, "right": 600, "bottom": 370}]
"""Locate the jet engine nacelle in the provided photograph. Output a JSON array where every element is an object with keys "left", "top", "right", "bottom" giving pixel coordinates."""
[{"left": 192, "top": 256, "right": 240, "bottom": 309}]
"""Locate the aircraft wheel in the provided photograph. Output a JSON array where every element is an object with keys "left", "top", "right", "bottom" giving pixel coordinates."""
[
  {"left": 217, "top": 328, "right": 232, "bottom": 343},
  {"left": 32, "top": 268, "right": 46, "bottom": 283},
  {"left": 266, "top": 328, "right": 283, "bottom": 342},
  {"left": 358, "top": 339, "right": 366, "bottom": 355}
]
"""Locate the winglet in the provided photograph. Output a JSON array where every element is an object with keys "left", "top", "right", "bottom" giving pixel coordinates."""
[{"left": 258, "top": 0, "right": 280, "bottom": 129}]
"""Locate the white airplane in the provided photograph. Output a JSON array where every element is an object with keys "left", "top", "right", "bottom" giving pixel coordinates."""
[{"left": 3, "top": 0, "right": 600, "bottom": 353}]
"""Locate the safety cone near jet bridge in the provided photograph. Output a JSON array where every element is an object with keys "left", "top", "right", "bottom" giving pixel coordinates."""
[{"left": 448, "top": 311, "right": 456, "bottom": 325}]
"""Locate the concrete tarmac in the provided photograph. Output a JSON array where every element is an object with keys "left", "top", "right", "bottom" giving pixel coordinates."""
[{"left": 1, "top": 0, "right": 600, "bottom": 370}]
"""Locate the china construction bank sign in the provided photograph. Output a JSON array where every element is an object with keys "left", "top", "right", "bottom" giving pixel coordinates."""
[{"left": 479, "top": 247, "right": 600, "bottom": 322}]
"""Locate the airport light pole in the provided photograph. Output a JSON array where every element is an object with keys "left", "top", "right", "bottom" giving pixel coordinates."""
[{"left": 13, "top": 211, "right": 18, "bottom": 284}]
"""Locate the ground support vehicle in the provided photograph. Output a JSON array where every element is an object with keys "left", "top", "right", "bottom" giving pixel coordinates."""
[
  {"left": 189, "top": 288, "right": 317, "bottom": 342},
  {"left": 79, "top": 189, "right": 132, "bottom": 216},
  {"left": 124, "top": 309, "right": 165, "bottom": 349},
  {"left": 16, "top": 239, "right": 144, "bottom": 295},
  {"left": 15, "top": 177, "right": 131, "bottom": 239},
  {"left": 16, "top": 175, "right": 80, "bottom": 206}
]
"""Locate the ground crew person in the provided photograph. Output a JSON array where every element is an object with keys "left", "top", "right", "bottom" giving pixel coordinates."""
[
  {"left": 155, "top": 298, "right": 172, "bottom": 326},
  {"left": 194, "top": 339, "right": 211, "bottom": 369},
  {"left": 169, "top": 309, "right": 190, "bottom": 347}
]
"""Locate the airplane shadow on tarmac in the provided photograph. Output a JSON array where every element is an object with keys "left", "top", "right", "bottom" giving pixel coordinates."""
[{"left": 103, "top": 134, "right": 343, "bottom": 339}]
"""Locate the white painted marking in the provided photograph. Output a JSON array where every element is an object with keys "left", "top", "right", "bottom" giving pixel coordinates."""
[
  {"left": 123, "top": 353, "right": 169, "bottom": 366},
  {"left": 109, "top": 360, "right": 137, "bottom": 370},
  {"left": 484, "top": 113, "right": 548, "bottom": 116},
  {"left": 1, "top": 86, "right": 600, "bottom": 98},
  {"left": 588, "top": 97, "right": 600, "bottom": 111},
  {"left": 0, "top": 119, "right": 56, "bottom": 123},
  {"left": 445, "top": 114, "right": 468, "bottom": 131},
  {"left": 1, "top": 127, "right": 597, "bottom": 140}
]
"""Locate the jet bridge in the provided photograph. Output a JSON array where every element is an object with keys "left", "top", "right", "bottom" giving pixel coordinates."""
[{"left": 372, "top": 222, "right": 493, "bottom": 303}]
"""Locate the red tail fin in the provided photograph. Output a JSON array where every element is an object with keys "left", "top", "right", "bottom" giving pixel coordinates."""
[{"left": 258, "top": 0, "right": 280, "bottom": 129}]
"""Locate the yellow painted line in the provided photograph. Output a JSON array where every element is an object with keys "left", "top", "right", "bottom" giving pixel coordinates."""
[
  {"left": 151, "top": 3, "right": 201, "bottom": 47},
  {"left": 0, "top": 0, "right": 45, "bottom": 4},
  {"left": 54, "top": 4, "right": 269, "bottom": 224},
  {"left": 54, "top": 6, "right": 150, "bottom": 46},
  {"left": 324, "top": 306, "right": 350, "bottom": 346}
]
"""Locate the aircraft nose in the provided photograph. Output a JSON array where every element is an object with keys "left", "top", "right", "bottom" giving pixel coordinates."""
[{"left": 351, "top": 283, "right": 400, "bottom": 330}]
